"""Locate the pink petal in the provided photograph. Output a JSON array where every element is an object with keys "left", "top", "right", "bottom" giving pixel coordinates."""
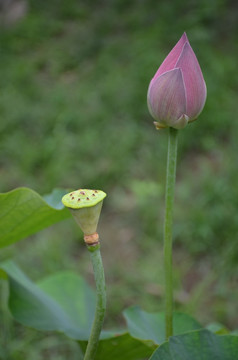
[
  {"left": 152, "top": 33, "right": 188, "bottom": 81},
  {"left": 147, "top": 68, "right": 187, "bottom": 127},
  {"left": 176, "top": 42, "right": 207, "bottom": 120}
]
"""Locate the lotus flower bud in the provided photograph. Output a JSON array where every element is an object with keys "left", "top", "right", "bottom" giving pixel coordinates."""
[
  {"left": 147, "top": 33, "right": 207, "bottom": 130},
  {"left": 62, "top": 189, "right": 107, "bottom": 245}
]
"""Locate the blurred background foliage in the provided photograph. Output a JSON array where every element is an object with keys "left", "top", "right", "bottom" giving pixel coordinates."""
[{"left": 0, "top": 0, "right": 238, "bottom": 358}]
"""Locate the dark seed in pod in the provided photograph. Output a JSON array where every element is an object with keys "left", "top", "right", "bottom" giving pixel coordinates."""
[
  {"left": 94, "top": 190, "right": 98, "bottom": 193},
  {"left": 77, "top": 198, "right": 81, "bottom": 201},
  {"left": 92, "top": 194, "right": 96, "bottom": 197},
  {"left": 86, "top": 197, "right": 90, "bottom": 200},
  {"left": 72, "top": 197, "right": 75, "bottom": 199},
  {"left": 80, "top": 191, "right": 85, "bottom": 195}
]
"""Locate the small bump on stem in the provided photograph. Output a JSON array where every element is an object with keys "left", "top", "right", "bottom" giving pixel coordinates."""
[{"left": 84, "top": 232, "right": 99, "bottom": 245}]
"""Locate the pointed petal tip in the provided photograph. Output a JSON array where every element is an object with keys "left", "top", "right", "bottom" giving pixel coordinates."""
[
  {"left": 178, "top": 31, "right": 188, "bottom": 44},
  {"left": 179, "top": 32, "right": 189, "bottom": 46},
  {"left": 182, "top": 31, "right": 188, "bottom": 39},
  {"left": 151, "top": 33, "right": 190, "bottom": 81}
]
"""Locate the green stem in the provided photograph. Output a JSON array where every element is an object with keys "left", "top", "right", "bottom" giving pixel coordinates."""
[
  {"left": 163, "top": 127, "right": 178, "bottom": 339},
  {"left": 84, "top": 244, "right": 106, "bottom": 360}
]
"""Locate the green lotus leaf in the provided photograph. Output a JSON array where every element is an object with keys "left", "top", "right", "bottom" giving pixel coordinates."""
[
  {"left": 149, "top": 329, "right": 238, "bottom": 359},
  {"left": 0, "top": 187, "right": 70, "bottom": 247},
  {"left": 123, "top": 306, "right": 202, "bottom": 345}
]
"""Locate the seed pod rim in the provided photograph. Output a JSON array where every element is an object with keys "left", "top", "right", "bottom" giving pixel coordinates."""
[{"left": 62, "top": 189, "right": 107, "bottom": 209}]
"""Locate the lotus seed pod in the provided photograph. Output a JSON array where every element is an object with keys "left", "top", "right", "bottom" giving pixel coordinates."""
[{"left": 62, "top": 189, "right": 107, "bottom": 236}]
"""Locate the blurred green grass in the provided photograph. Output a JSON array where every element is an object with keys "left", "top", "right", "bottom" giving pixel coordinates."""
[{"left": 0, "top": 0, "right": 238, "bottom": 358}]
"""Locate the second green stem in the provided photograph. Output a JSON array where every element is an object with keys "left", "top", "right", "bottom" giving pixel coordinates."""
[
  {"left": 84, "top": 244, "right": 106, "bottom": 360},
  {"left": 164, "top": 127, "right": 178, "bottom": 339}
]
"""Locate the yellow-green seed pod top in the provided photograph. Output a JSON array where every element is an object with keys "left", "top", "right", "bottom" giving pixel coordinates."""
[
  {"left": 62, "top": 189, "right": 107, "bottom": 238},
  {"left": 62, "top": 189, "right": 106, "bottom": 209}
]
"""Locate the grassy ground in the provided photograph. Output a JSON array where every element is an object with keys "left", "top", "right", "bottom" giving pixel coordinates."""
[{"left": 0, "top": 0, "right": 238, "bottom": 358}]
